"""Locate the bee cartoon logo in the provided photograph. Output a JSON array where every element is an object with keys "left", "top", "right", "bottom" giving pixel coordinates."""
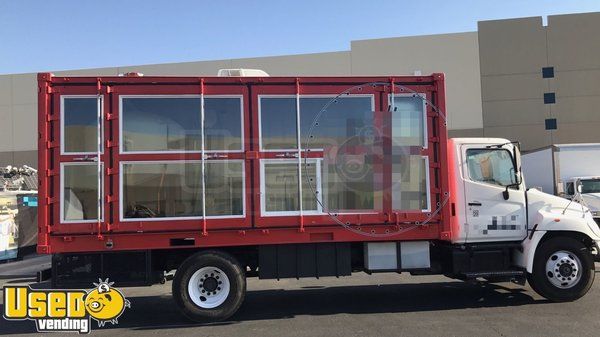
[{"left": 3, "top": 279, "right": 131, "bottom": 334}]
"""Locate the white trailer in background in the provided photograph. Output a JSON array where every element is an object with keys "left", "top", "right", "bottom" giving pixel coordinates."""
[{"left": 522, "top": 143, "right": 600, "bottom": 222}]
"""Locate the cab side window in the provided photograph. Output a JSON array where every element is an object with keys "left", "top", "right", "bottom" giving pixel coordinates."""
[{"left": 466, "top": 149, "right": 517, "bottom": 187}]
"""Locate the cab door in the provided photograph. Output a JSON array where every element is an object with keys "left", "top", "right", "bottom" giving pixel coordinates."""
[{"left": 461, "top": 144, "right": 527, "bottom": 242}]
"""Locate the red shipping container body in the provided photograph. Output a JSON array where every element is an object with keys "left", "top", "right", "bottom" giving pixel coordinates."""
[{"left": 37, "top": 73, "right": 452, "bottom": 254}]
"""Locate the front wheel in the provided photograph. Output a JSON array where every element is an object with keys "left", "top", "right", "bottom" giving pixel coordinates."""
[
  {"left": 173, "top": 250, "right": 246, "bottom": 322},
  {"left": 527, "top": 237, "right": 595, "bottom": 302}
]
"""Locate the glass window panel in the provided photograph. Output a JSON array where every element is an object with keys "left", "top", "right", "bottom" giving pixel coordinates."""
[
  {"left": 322, "top": 154, "right": 376, "bottom": 212},
  {"left": 301, "top": 162, "right": 318, "bottom": 212},
  {"left": 260, "top": 98, "right": 297, "bottom": 150},
  {"left": 63, "top": 164, "right": 101, "bottom": 221},
  {"left": 581, "top": 179, "right": 600, "bottom": 194},
  {"left": 122, "top": 97, "right": 202, "bottom": 152},
  {"left": 392, "top": 96, "right": 426, "bottom": 147},
  {"left": 122, "top": 162, "right": 202, "bottom": 218},
  {"left": 204, "top": 98, "right": 243, "bottom": 151},
  {"left": 260, "top": 96, "right": 374, "bottom": 151},
  {"left": 263, "top": 161, "right": 317, "bottom": 213},
  {"left": 300, "top": 96, "right": 373, "bottom": 150},
  {"left": 63, "top": 97, "right": 100, "bottom": 153},
  {"left": 205, "top": 161, "right": 244, "bottom": 216},
  {"left": 392, "top": 156, "right": 429, "bottom": 210},
  {"left": 466, "top": 149, "right": 517, "bottom": 187}
]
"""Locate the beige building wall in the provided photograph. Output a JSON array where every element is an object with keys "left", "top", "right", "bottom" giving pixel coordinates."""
[
  {"left": 351, "top": 32, "right": 483, "bottom": 135},
  {"left": 479, "top": 12, "right": 600, "bottom": 150},
  {"left": 547, "top": 12, "right": 600, "bottom": 145},
  {"left": 0, "top": 32, "right": 483, "bottom": 169},
  {"left": 5, "top": 11, "right": 600, "bottom": 164},
  {"left": 3, "top": 12, "right": 600, "bottom": 167}
]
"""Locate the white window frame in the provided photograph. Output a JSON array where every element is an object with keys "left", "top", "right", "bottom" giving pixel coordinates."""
[
  {"left": 389, "top": 93, "right": 429, "bottom": 150},
  {"left": 260, "top": 158, "right": 323, "bottom": 216},
  {"left": 119, "top": 160, "right": 246, "bottom": 222},
  {"left": 119, "top": 95, "right": 245, "bottom": 154},
  {"left": 60, "top": 162, "right": 104, "bottom": 223},
  {"left": 423, "top": 156, "right": 432, "bottom": 212},
  {"left": 60, "top": 95, "right": 104, "bottom": 155},
  {"left": 257, "top": 94, "right": 376, "bottom": 152}
]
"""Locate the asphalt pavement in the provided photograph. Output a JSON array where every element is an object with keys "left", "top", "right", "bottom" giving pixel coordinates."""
[{"left": 1, "top": 258, "right": 599, "bottom": 337}]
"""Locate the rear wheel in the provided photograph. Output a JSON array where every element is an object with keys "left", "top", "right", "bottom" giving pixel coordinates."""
[
  {"left": 173, "top": 250, "right": 246, "bottom": 322},
  {"left": 527, "top": 237, "right": 595, "bottom": 302}
]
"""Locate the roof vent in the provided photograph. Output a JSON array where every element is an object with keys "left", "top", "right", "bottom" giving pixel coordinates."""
[
  {"left": 217, "top": 69, "right": 269, "bottom": 77},
  {"left": 118, "top": 72, "right": 144, "bottom": 77}
]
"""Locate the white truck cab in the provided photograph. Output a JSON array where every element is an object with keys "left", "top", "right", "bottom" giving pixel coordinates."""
[
  {"left": 451, "top": 138, "right": 600, "bottom": 301},
  {"left": 563, "top": 176, "right": 600, "bottom": 220}
]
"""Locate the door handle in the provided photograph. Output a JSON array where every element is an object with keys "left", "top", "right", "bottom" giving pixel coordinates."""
[
  {"left": 468, "top": 202, "right": 482, "bottom": 206},
  {"left": 73, "top": 156, "right": 98, "bottom": 162}
]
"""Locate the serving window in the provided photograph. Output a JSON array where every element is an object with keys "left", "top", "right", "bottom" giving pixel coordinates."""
[
  {"left": 61, "top": 96, "right": 103, "bottom": 155},
  {"left": 259, "top": 96, "right": 374, "bottom": 151},
  {"left": 61, "top": 162, "right": 103, "bottom": 223},
  {"left": 391, "top": 94, "right": 427, "bottom": 148},
  {"left": 391, "top": 156, "right": 430, "bottom": 211},
  {"left": 260, "top": 159, "right": 321, "bottom": 215},
  {"left": 121, "top": 160, "right": 244, "bottom": 220},
  {"left": 120, "top": 96, "right": 243, "bottom": 153},
  {"left": 258, "top": 95, "right": 378, "bottom": 217}
]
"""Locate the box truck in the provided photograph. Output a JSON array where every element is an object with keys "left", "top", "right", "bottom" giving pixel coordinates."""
[
  {"left": 522, "top": 144, "right": 600, "bottom": 224},
  {"left": 37, "top": 72, "right": 600, "bottom": 322}
]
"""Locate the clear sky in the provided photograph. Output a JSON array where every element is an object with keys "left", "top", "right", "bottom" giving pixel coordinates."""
[{"left": 1, "top": 0, "right": 599, "bottom": 74}]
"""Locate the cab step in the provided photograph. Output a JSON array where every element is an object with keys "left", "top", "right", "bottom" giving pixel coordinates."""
[{"left": 463, "top": 270, "right": 525, "bottom": 279}]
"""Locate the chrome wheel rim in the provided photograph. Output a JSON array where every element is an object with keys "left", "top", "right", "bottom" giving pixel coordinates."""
[
  {"left": 545, "top": 250, "right": 582, "bottom": 289},
  {"left": 188, "top": 266, "right": 230, "bottom": 309}
]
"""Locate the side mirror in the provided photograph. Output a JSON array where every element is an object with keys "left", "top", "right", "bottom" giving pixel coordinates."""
[
  {"left": 503, "top": 175, "right": 522, "bottom": 200},
  {"left": 575, "top": 179, "right": 583, "bottom": 194}
]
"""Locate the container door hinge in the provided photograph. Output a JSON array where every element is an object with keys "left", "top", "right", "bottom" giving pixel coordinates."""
[
  {"left": 105, "top": 195, "right": 118, "bottom": 203},
  {"left": 46, "top": 114, "right": 60, "bottom": 122},
  {"left": 46, "top": 197, "right": 57, "bottom": 205},
  {"left": 106, "top": 167, "right": 119, "bottom": 175},
  {"left": 106, "top": 140, "right": 118, "bottom": 148},
  {"left": 46, "top": 141, "right": 59, "bottom": 149},
  {"left": 106, "top": 113, "right": 117, "bottom": 120},
  {"left": 45, "top": 169, "right": 58, "bottom": 177}
]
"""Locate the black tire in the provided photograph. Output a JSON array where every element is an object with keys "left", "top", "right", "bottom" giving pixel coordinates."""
[
  {"left": 173, "top": 250, "right": 246, "bottom": 322},
  {"left": 527, "top": 237, "right": 595, "bottom": 302}
]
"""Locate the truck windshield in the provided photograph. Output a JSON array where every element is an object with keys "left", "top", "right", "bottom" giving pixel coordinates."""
[{"left": 581, "top": 179, "right": 600, "bottom": 194}]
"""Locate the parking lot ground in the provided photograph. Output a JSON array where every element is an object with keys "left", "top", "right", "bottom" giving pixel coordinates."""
[{"left": 1, "top": 265, "right": 600, "bottom": 337}]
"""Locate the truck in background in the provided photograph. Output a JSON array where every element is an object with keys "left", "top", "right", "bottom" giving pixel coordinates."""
[{"left": 521, "top": 144, "right": 600, "bottom": 224}]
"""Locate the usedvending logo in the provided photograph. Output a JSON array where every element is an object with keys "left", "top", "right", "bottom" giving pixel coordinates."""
[{"left": 3, "top": 279, "right": 130, "bottom": 334}]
